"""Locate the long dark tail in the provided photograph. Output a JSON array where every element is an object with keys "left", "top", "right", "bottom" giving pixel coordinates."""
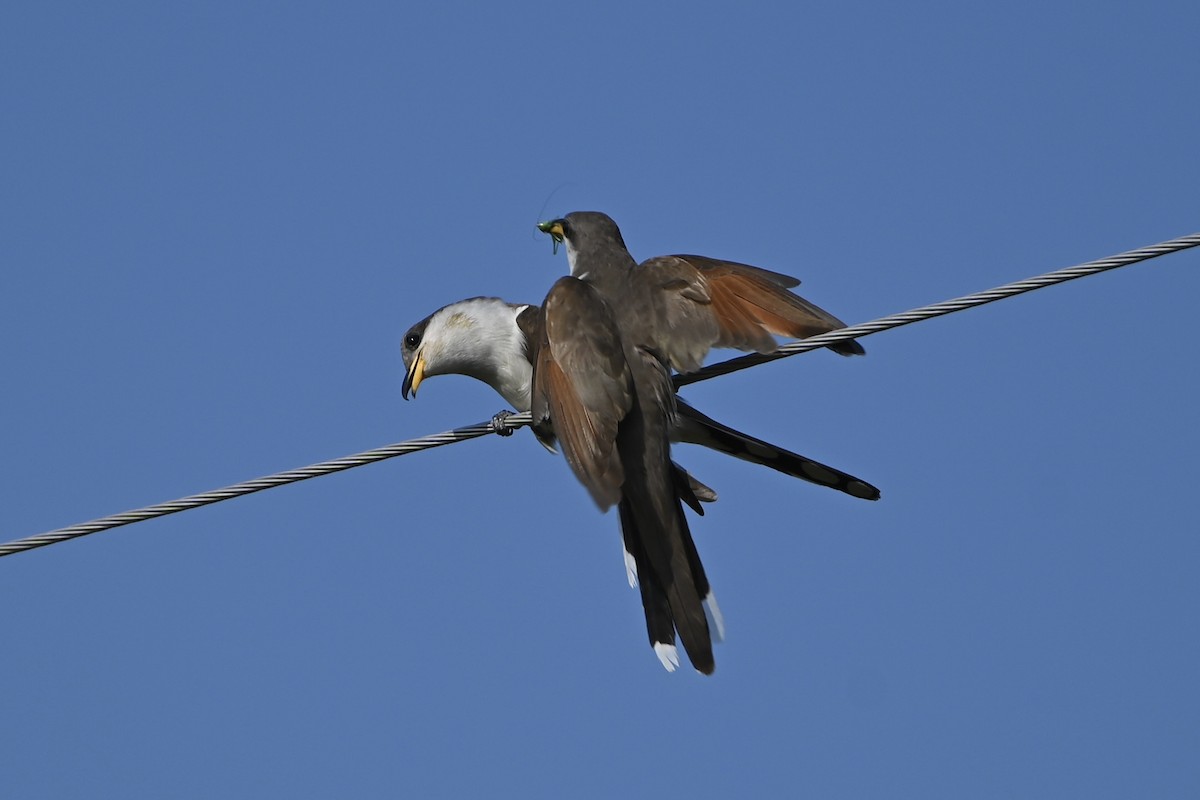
[
  {"left": 676, "top": 401, "right": 881, "bottom": 501},
  {"left": 618, "top": 493, "right": 717, "bottom": 674},
  {"left": 618, "top": 366, "right": 716, "bottom": 674}
]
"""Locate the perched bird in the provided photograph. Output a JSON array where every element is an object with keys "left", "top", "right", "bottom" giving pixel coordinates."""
[
  {"left": 401, "top": 296, "right": 878, "bottom": 502},
  {"left": 403, "top": 213, "right": 871, "bottom": 672}
]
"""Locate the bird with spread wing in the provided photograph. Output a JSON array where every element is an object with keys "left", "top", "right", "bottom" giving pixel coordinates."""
[{"left": 402, "top": 211, "right": 873, "bottom": 673}]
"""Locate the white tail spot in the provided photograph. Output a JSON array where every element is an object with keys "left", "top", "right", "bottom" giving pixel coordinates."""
[
  {"left": 704, "top": 592, "right": 726, "bottom": 643},
  {"left": 654, "top": 642, "right": 680, "bottom": 672},
  {"left": 623, "top": 547, "right": 638, "bottom": 588}
]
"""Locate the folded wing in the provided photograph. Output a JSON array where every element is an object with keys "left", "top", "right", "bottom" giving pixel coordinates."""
[{"left": 531, "top": 277, "right": 633, "bottom": 510}]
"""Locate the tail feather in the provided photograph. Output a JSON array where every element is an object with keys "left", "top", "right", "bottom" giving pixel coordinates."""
[
  {"left": 619, "top": 494, "right": 715, "bottom": 674},
  {"left": 676, "top": 401, "right": 881, "bottom": 501},
  {"left": 618, "top": 372, "right": 716, "bottom": 674},
  {"left": 676, "top": 507, "right": 725, "bottom": 643},
  {"left": 672, "top": 460, "right": 716, "bottom": 515},
  {"left": 619, "top": 499, "right": 676, "bottom": 663}
]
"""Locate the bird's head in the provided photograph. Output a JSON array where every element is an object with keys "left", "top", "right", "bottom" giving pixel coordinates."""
[
  {"left": 536, "top": 211, "right": 628, "bottom": 272},
  {"left": 401, "top": 297, "right": 534, "bottom": 409}
]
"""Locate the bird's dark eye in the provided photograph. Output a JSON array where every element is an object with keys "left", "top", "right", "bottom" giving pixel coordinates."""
[{"left": 404, "top": 332, "right": 421, "bottom": 349}]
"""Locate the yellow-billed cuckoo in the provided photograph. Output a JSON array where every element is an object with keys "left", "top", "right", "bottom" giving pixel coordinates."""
[{"left": 403, "top": 213, "right": 872, "bottom": 673}]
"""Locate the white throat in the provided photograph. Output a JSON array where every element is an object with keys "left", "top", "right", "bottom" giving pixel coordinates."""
[
  {"left": 422, "top": 299, "right": 534, "bottom": 411},
  {"left": 565, "top": 238, "right": 587, "bottom": 280}
]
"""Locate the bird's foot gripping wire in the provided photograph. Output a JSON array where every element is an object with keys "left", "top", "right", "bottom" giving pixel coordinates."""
[{"left": 491, "top": 410, "right": 517, "bottom": 436}]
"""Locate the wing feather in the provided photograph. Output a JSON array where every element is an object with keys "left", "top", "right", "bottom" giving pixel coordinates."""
[
  {"left": 532, "top": 277, "right": 633, "bottom": 510},
  {"left": 634, "top": 255, "right": 865, "bottom": 370}
]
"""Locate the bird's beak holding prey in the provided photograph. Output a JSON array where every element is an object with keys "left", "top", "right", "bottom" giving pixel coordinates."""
[
  {"left": 402, "top": 353, "right": 426, "bottom": 400},
  {"left": 537, "top": 219, "right": 565, "bottom": 254}
]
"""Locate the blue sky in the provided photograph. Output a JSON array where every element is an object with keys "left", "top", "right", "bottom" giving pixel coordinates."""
[{"left": 2, "top": 2, "right": 1198, "bottom": 797}]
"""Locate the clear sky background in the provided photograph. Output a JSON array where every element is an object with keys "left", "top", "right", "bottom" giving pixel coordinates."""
[{"left": 2, "top": 2, "right": 1198, "bottom": 798}]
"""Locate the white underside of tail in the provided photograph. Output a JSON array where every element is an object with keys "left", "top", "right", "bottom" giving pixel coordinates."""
[
  {"left": 623, "top": 546, "right": 638, "bottom": 588},
  {"left": 704, "top": 591, "right": 726, "bottom": 642},
  {"left": 654, "top": 642, "right": 680, "bottom": 672},
  {"left": 625, "top": 547, "right": 724, "bottom": 670}
]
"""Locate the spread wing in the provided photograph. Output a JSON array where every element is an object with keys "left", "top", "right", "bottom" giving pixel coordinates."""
[
  {"left": 531, "top": 277, "right": 633, "bottom": 510},
  {"left": 634, "top": 255, "right": 865, "bottom": 373}
]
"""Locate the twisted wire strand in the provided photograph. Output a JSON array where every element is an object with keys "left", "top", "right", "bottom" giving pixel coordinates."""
[
  {"left": 0, "top": 416, "right": 529, "bottom": 558},
  {"left": 2, "top": 231, "right": 1197, "bottom": 559}
]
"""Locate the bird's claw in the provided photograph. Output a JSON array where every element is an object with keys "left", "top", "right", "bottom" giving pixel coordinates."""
[{"left": 491, "top": 410, "right": 516, "bottom": 436}]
